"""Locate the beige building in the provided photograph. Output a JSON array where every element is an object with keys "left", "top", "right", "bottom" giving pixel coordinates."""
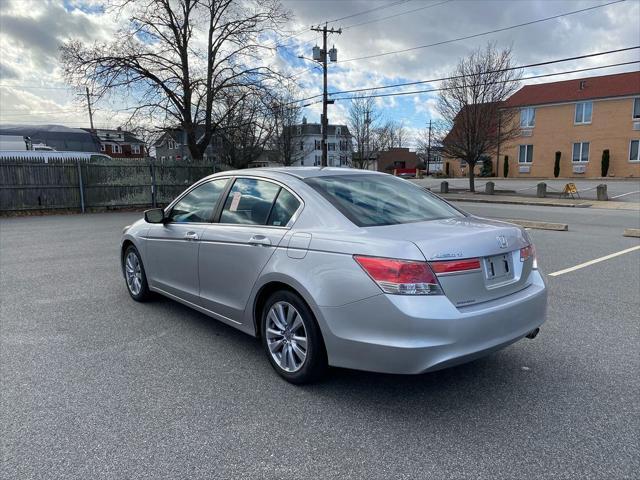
[{"left": 445, "top": 71, "right": 640, "bottom": 179}]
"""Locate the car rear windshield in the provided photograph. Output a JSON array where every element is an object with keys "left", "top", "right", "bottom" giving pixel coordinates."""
[{"left": 305, "top": 174, "right": 464, "bottom": 227}]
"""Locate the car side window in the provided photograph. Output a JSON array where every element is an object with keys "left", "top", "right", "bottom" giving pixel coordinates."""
[
  {"left": 167, "top": 179, "right": 228, "bottom": 223},
  {"left": 267, "top": 189, "right": 300, "bottom": 227},
  {"left": 219, "top": 178, "right": 280, "bottom": 225}
]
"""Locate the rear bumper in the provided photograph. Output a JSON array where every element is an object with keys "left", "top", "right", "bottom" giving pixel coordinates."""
[{"left": 317, "top": 270, "right": 547, "bottom": 374}]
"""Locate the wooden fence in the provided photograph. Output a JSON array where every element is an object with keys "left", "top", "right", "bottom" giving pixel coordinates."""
[{"left": 0, "top": 158, "right": 216, "bottom": 212}]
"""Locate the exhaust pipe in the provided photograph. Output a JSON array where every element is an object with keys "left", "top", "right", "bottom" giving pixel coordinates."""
[{"left": 526, "top": 328, "right": 540, "bottom": 340}]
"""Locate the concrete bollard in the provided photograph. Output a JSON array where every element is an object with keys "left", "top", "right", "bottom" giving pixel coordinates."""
[
  {"left": 485, "top": 181, "right": 495, "bottom": 195},
  {"left": 440, "top": 181, "right": 449, "bottom": 194},
  {"left": 536, "top": 182, "right": 547, "bottom": 198},
  {"left": 597, "top": 184, "right": 608, "bottom": 201}
]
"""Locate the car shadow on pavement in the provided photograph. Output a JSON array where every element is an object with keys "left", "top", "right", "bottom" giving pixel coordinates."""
[{"left": 148, "top": 294, "right": 546, "bottom": 416}]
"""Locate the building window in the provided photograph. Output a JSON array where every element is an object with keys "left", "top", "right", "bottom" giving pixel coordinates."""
[
  {"left": 167, "top": 139, "right": 176, "bottom": 149},
  {"left": 112, "top": 144, "right": 122, "bottom": 154},
  {"left": 314, "top": 140, "right": 321, "bottom": 150},
  {"left": 296, "top": 126, "right": 302, "bottom": 135},
  {"left": 630, "top": 140, "right": 640, "bottom": 162},
  {"left": 572, "top": 142, "right": 590, "bottom": 163},
  {"left": 328, "top": 143, "right": 336, "bottom": 151},
  {"left": 131, "top": 145, "right": 141, "bottom": 155},
  {"left": 299, "top": 141, "right": 304, "bottom": 151},
  {"left": 575, "top": 101, "right": 592, "bottom": 124},
  {"left": 314, "top": 155, "right": 321, "bottom": 166},
  {"left": 633, "top": 98, "right": 640, "bottom": 119},
  {"left": 520, "top": 107, "right": 535, "bottom": 128},
  {"left": 336, "top": 127, "right": 341, "bottom": 135},
  {"left": 518, "top": 145, "right": 534, "bottom": 163},
  {"left": 160, "top": 156, "right": 166, "bottom": 161},
  {"left": 100, "top": 144, "right": 105, "bottom": 152}
]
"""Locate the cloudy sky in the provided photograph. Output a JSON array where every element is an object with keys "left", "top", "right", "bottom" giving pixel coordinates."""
[{"left": 0, "top": 0, "right": 638, "bottom": 144}]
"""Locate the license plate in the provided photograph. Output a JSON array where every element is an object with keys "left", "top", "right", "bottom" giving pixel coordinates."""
[{"left": 485, "top": 253, "right": 513, "bottom": 280}]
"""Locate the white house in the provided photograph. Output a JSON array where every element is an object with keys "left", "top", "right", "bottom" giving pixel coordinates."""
[{"left": 287, "top": 118, "right": 352, "bottom": 167}]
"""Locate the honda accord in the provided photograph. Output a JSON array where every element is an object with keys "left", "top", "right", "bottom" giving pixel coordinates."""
[{"left": 120, "top": 168, "right": 546, "bottom": 383}]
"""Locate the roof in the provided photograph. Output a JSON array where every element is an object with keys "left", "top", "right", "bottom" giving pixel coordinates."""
[
  {"left": 505, "top": 71, "right": 640, "bottom": 108},
  {"left": 214, "top": 166, "right": 383, "bottom": 179},
  {"left": 0, "top": 124, "right": 100, "bottom": 152},
  {"left": 82, "top": 128, "right": 144, "bottom": 144}
]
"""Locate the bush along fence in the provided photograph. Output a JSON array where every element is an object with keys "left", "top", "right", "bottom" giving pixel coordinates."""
[{"left": 0, "top": 158, "right": 217, "bottom": 213}]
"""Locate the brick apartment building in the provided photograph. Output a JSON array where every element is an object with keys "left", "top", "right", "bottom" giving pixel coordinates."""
[{"left": 445, "top": 71, "right": 640, "bottom": 179}]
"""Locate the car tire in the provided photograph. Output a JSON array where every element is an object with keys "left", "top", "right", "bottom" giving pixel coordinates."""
[
  {"left": 261, "top": 290, "right": 328, "bottom": 384},
  {"left": 123, "top": 245, "right": 153, "bottom": 302}
]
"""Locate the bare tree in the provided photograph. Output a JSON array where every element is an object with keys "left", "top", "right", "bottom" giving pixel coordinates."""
[
  {"left": 268, "top": 84, "right": 303, "bottom": 166},
  {"left": 348, "top": 95, "right": 381, "bottom": 169},
  {"left": 437, "top": 43, "right": 521, "bottom": 191},
  {"left": 217, "top": 90, "right": 274, "bottom": 169},
  {"left": 385, "top": 120, "right": 408, "bottom": 148},
  {"left": 60, "top": 0, "right": 289, "bottom": 161}
]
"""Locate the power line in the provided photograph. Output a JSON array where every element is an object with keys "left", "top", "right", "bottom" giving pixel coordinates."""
[
  {"left": 326, "top": 0, "right": 413, "bottom": 24},
  {"left": 330, "top": 61, "right": 639, "bottom": 102},
  {"left": 342, "top": 0, "right": 453, "bottom": 30},
  {"left": 286, "top": 46, "right": 640, "bottom": 105},
  {"left": 338, "top": 0, "right": 627, "bottom": 63},
  {"left": 0, "top": 84, "right": 72, "bottom": 90},
  {"left": 327, "top": 46, "right": 640, "bottom": 97}
]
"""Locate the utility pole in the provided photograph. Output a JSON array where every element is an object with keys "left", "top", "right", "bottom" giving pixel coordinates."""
[
  {"left": 365, "top": 108, "right": 370, "bottom": 169},
  {"left": 310, "top": 24, "right": 341, "bottom": 167},
  {"left": 426, "top": 119, "right": 432, "bottom": 176},
  {"left": 85, "top": 87, "right": 94, "bottom": 131}
]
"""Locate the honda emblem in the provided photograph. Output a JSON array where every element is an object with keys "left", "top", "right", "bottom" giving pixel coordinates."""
[{"left": 496, "top": 235, "right": 508, "bottom": 249}]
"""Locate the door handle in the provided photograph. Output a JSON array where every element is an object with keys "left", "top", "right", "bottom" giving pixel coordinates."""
[
  {"left": 184, "top": 231, "right": 199, "bottom": 241},
  {"left": 248, "top": 234, "right": 271, "bottom": 247}
]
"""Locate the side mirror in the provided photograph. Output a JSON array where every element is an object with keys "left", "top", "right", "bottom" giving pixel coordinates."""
[{"left": 144, "top": 208, "right": 166, "bottom": 224}]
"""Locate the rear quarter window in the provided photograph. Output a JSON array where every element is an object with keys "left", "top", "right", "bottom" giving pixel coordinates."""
[{"left": 305, "top": 174, "right": 463, "bottom": 227}]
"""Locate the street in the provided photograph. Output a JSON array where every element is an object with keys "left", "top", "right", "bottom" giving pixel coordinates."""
[{"left": 1, "top": 205, "right": 639, "bottom": 480}]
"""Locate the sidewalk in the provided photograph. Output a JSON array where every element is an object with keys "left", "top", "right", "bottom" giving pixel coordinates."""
[{"left": 437, "top": 192, "right": 640, "bottom": 211}]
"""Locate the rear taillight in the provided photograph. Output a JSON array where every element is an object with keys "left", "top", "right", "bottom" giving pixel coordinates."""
[
  {"left": 354, "top": 255, "right": 442, "bottom": 295},
  {"left": 520, "top": 244, "right": 538, "bottom": 269},
  {"left": 430, "top": 258, "right": 481, "bottom": 275}
]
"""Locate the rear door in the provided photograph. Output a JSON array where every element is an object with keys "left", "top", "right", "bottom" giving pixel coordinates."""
[
  {"left": 198, "top": 177, "right": 302, "bottom": 322},
  {"left": 144, "top": 178, "right": 230, "bottom": 303}
]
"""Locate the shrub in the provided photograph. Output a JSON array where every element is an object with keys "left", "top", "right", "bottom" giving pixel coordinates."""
[
  {"left": 479, "top": 156, "right": 493, "bottom": 177},
  {"left": 601, "top": 149, "right": 610, "bottom": 177},
  {"left": 554, "top": 151, "right": 561, "bottom": 178},
  {"left": 503, "top": 155, "right": 509, "bottom": 178}
]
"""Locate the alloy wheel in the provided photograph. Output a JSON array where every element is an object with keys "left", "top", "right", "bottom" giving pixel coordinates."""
[
  {"left": 266, "top": 301, "right": 308, "bottom": 372},
  {"left": 125, "top": 251, "right": 143, "bottom": 296}
]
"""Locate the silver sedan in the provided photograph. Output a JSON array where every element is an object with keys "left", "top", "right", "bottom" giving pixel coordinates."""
[{"left": 121, "top": 168, "right": 546, "bottom": 384}]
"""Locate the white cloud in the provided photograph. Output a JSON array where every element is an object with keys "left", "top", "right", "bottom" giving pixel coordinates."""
[{"left": 0, "top": 0, "right": 638, "bottom": 135}]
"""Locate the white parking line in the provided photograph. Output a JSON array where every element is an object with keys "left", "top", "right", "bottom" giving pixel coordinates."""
[
  {"left": 610, "top": 190, "right": 640, "bottom": 199},
  {"left": 548, "top": 245, "right": 640, "bottom": 277}
]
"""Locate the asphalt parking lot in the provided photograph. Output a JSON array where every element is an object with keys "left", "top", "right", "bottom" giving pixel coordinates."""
[{"left": 1, "top": 205, "right": 639, "bottom": 479}]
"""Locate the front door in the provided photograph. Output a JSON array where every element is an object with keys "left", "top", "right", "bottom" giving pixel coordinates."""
[
  {"left": 144, "top": 178, "right": 230, "bottom": 303},
  {"left": 198, "top": 177, "right": 302, "bottom": 323}
]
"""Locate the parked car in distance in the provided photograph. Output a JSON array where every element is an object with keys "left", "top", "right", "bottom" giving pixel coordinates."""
[{"left": 121, "top": 168, "right": 546, "bottom": 384}]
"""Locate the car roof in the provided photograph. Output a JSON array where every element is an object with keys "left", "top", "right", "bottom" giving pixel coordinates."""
[{"left": 216, "top": 167, "right": 385, "bottom": 180}]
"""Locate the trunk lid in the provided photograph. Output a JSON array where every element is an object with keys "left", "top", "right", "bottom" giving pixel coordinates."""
[{"left": 364, "top": 216, "right": 534, "bottom": 307}]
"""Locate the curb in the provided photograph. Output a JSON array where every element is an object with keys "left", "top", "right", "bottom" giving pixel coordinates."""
[
  {"left": 623, "top": 228, "right": 640, "bottom": 238},
  {"left": 443, "top": 196, "right": 591, "bottom": 208},
  {"left": 506, "top": 219, "right": 568, "bottom": 231}
]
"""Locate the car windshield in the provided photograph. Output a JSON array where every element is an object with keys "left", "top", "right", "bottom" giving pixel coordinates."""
[{"left": 305, "top": 174, "right": 464, "bottom": 227}]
